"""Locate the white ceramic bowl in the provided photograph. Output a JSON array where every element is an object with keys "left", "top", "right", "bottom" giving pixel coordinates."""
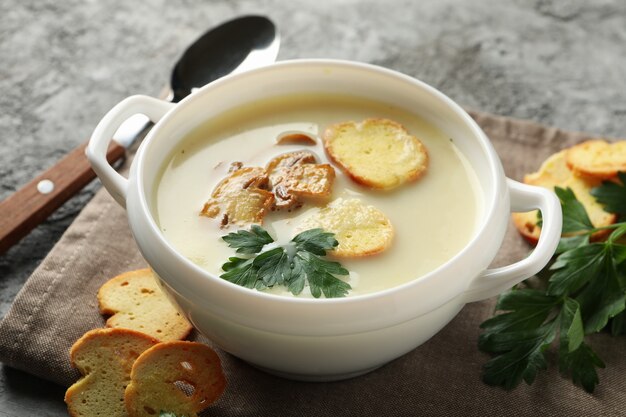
[{"left": 87, "top": 60, "right": 561, "bottom": 381}]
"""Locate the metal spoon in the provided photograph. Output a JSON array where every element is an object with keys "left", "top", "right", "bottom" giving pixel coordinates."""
[
  {"left": 0, "top": 15, "right": 280, "bottom": 254},
  {"left": 171, "top": 15, "right": 279, "bottom": 102}
]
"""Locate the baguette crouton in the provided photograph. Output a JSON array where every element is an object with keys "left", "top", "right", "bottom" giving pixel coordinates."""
[
  {"left": 98, "top": 269, "right": 192, "bottom": 342},
  {"left": 299, "top": 198, "right": 393, "bottom": 257},
  {"left": 65, "top": 328, "right": 158, "bottom": 417},
  {"left": 125, "top": 342, "right": 226, "bottom": 417},
  {"left": 566, "top": 139, "right": 626, "bottom": 180},
  {"left": 323, "top": 118, "right": 428, "bottom": 189}
]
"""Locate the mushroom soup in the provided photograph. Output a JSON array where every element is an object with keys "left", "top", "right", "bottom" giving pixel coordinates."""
[{"left": 154, "top": 94, "right": 483, "bottom": 297}]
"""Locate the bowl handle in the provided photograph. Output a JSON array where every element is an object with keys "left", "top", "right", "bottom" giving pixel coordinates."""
[
  {"left": 463, "top": 178, "right": 562, "bottom": 303},
  {"left": 86, "top": 95, "right": 174, "bottom": 207}
]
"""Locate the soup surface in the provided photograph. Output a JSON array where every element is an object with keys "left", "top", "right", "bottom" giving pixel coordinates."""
[{"left": 155, "top": 94, "right": 483, "bottom": 297}]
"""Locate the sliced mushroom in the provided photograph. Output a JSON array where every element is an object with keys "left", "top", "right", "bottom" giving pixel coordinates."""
[
  {"left": 201, "top": 167, "right": 275, "bottom": 226},
  {"left": 266, "top": 151, "right": 317, "bottom": 173},
  {"left": 266, "top": 151, "right": 335, "bottom": 210},
  {"left": 276, "top": 131, "right": 317, "bottom": 146}
]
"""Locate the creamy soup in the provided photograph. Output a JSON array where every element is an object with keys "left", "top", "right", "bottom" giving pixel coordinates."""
[{"left": 155, "top": 94, "right": 483, "bottom": 297}]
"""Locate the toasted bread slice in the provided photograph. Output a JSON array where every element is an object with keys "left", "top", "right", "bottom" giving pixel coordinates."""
[
  {"left": 125, "top": 341, "right": 226, "bottom": 417},
  {"left": 323, "top": 118, "right": 428, "bottom": 189},
  {"left": 512, "top": 150, "right": 616, "bottom": 244},
  {"left": 201, "top": 166, "right": 275, "bottom": 226},
  {"left": 299, "top": 198, "right": 393, "bottom": 257},
  {"left": 98, "top": 269, "right": 193, "bottom": 342},
  {"left": 566, "top": 139, "right": 626, "bottom": 180},
  {"left": 65, "top": 328, "right": 158, "bottom": 417}
]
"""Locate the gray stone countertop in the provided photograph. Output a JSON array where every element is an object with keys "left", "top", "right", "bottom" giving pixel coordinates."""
[{"left": 0, "top": 0, "right": 624, "bottom": 415}]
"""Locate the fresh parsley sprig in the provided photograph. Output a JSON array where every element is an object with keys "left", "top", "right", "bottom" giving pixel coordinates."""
[
  {"left": 480, "top": 182, "right": 626, "bottom": 393},
  {"left": 591, "top": 172, "right": 626, "bottom": 217},
  {"left": 220, "top": 225, "right": 351, "bottom": 298}
]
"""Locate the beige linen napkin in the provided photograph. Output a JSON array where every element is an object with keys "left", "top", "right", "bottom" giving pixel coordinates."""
[{"left": 1, "top": 111, "right": 625, "bottom": 416}]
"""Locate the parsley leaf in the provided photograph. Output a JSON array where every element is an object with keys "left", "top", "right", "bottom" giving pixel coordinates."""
[
  {"left": 547, "top": 243, "right": 606, "bottom": 296},
  {"left": 610, "top": 310, "right": 626, "bottom": 335},
  {"left": 160, "top": 412, "right": 185, "bottom": 417},
  {"left": 591, "top": 172, "right": 626, "bottom": 217},
  {"left": 481, "top": 322, "right": 557, "bottom": 389},
  {"left": 575, "top": 254, "right": 626, "bottom": 333},
  {"left": 555, "top": 234, "right": 589, "bottom": 254},
  {"left": 292, "top": 228, "right": 338, "bottom": 255},
  {"left": 219, "top": 226, "right": 351, "bottom": 298},
  {"left": 287, "top": 255, "right": 307, "bottom": 295},
  {"left": 481, "top": 184, "right": 626, "bottom": 393},
  {"left": 220, "top": 257, "right": 257, "bottom": 288},
  {"left": 255, "top": 247, "right": 291, "bottom": 286},
  {"left": 222, "top": 225, "right": 274, "bottom": 254},
  {"left": 480, "top": 292, "right": 606, "bottom": 392},
  {"left": 296, "top": 251, "right": 351, "bottom": 298},
  {"left": 554, "top": 186, "right": 594, "bottom": 233},
  {"left": 479, "top": 290, "right": 558, "bottom": 339},
  {"left": 559, "top": 297, "right": 584, "bottom": 353},
  {"left": 479, "top": 289, "right": 561, "bottom": 389},
  {"left": 559, "top": 342, "right": 605, "bottom": 393}
]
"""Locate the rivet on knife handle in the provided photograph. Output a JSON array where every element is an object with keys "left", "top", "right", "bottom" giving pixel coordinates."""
[{"left": 0, "top": 141, "right": 125, "bottom": 254}]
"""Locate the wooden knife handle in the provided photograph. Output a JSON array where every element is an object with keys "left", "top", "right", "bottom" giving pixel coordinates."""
[{"left": 0, "top": 141, "right": 125, "bottom": 254}]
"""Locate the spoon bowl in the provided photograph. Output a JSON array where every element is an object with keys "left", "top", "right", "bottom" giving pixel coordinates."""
[{"left": 170, "top": 15, "right": 280, "bottom": 102}]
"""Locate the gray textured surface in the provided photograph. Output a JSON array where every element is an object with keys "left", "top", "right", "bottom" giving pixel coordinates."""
[{"left": 0, "top": 0, "right": 624, "bottom": 415}]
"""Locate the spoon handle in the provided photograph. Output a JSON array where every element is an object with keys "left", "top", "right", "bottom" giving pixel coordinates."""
[{"left": 0, "top": 141, "right": 125, "bottom": 254}]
